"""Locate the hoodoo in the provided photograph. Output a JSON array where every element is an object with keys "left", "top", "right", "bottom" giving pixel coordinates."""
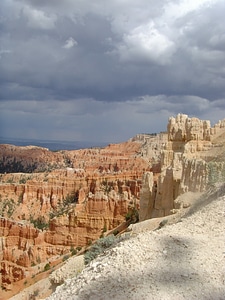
[{"left": 1, "top": 114, "right": 225, "bottom": 298}]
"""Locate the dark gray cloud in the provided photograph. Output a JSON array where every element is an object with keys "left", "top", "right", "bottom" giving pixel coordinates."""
[{"left": 0, "top": 0, "right": 225, "bottom": 143}]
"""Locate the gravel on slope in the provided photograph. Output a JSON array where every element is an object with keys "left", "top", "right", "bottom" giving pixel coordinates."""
[{"left": 46, "top": 195, "right": 225, "bottom": 300}]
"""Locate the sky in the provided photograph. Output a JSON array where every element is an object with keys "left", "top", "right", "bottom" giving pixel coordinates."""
[{"left": 0, "top": 0, "right": 225, "bottom": 143}]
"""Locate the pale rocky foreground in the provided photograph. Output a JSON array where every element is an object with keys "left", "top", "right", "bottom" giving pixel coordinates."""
[{"left": 45, "top": 187, "right": 225, "bottom": 300}]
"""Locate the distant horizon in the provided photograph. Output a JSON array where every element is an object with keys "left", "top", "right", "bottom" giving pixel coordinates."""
[
  {"left": 0, "top": 130, "right": 164, "bottom": 145},
  {"left": 0, "top": 136, "right": 111, "bottom": 151},
  {"left": 1, "top": 113, "right": 224, "bottom": 148},
  {"left": 0, "top": 135, "right": 109, "bottom": 144},
  {"left": 0, "top": 131, "right": 166, "bottom": 151}
]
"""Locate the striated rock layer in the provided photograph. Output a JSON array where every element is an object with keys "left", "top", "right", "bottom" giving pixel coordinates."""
[
  {"left": 140, "top": 114, "right": 225, "bottom": 221},
  {"left": 0, "top": 141, "right": 150, "bottom": 292},
  {"left": 1, "top": 114, "right": 225, "bottom": 295}
]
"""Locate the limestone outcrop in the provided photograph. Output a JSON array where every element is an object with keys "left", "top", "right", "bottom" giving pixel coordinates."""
[
  {"left": 140, "top": 114, "right": 225, "bottom": 221},
  {"left": 168, "top": 113, "right": 211, "bottom": 142}
]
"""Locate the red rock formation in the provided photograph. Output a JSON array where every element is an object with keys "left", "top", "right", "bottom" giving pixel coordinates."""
[
  {"left": 0, "top": 141, "right": 149, "bottom": 291},
  {"left": 2, "top": 116, "right": 225, "bottom": 293}
]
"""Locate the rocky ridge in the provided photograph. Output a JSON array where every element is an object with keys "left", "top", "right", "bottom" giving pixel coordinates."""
[
  {"left": 46, "top": 185, "right": 225, "bottom": 300},
  {"left": 139, "top": 113, "right": 225, "bottom": 220},
  {"left": 0, "top": 141, "right": 151, "bottom": 295},
  {"left": 1, "top": 113, "right": 225, "bottom": 299}
]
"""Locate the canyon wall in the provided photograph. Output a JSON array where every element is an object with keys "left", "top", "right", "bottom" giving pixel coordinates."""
[
  {"left": 1, "top": 114, "right": 225, "bottom": 293},
  {"left": 0, "top": 141, "right": 148, "bottom": 291},
  {"left": 140, "top": 114, "right": 225, "bottom": 220}
]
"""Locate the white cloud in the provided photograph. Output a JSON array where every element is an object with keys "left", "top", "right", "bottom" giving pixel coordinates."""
[
  {"left": 163, "top": 0, "right": 218, "bottom": 21},
  {"left": 107, "top": 1, "right": 219, "bottom": 65},
  {"left": 116, "top": 22, "right": 175, "bottom": 64},
  {"left": 62, "top": 37, "right": 78, "bottom": 49},
  {"left": 22, "top": 6, "right": 57, "bottom": 29},
  {"left": 132, "top": 95, "right": 211, "bottom": 116}
]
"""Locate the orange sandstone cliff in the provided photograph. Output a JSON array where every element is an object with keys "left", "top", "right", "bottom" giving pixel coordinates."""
[
  {"left": 1, "top": 114, "right": 225, "bottom": 296},
  {"left": 0, "top": 140, "right": 153, "bottom": 293}
]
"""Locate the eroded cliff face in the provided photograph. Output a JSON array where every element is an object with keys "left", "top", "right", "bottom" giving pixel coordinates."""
[
  {"left": 0, "top": 141, "right": 147, "bottom": 173},
  {"left": 0, "top": 218, "right": 44, "bottom": 289},
  {"left": 140, "top": 114, "right": 225, "bottom": 221},
  {"left": 0, "top": 141, "right": 148, "bottom": 292},
  {"left": 1, "top": 115, "right": 225, "bottom": 294}
]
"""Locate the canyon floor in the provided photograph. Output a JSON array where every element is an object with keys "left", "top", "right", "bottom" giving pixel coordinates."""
[{"left": 9, "top": 184, "right": 225, "bottom": 300}]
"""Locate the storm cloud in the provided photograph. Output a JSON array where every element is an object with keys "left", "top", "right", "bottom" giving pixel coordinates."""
[{"left": 0, "top": 0, "right": 225, "bottom": 143}]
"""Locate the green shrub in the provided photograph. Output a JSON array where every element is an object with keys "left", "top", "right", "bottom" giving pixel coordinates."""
[
  {"left": 102, "top": 224, "right": 107, "bottom": 232},
  {"left": 207, "top": 161, "right": 225, "bottom": 186},
  {"left": 70, "top": 247, "right": 77, "bottom": 256},
  {"left": 84, "top": 235, "right": 117, "bottom": 265},
  {"left": 87, "top": 239, "right": 92, "bottom": 246},
  {"left": 63, "top": 192, "right": 78, "bottom": 205},
  {"left": 113, "top": 230, "right": 119, "bottom": 236},
  {"left": 19, "top": 177, "right": 27, "bottom": 184},
  {"left": 30, "top": 216, "right": 49, "bottom": 230},
  {"left": 1, "top": 198, "right": 15, "bottom": 217},
  {"left": 62, "top": 254, "right": 70, "bottom": 262},
  {"left": 44, "top": 263, "right": 51, "bottom": 272},
  {"left": 125, "top": 207, "right": 139, "bottom": 223}
]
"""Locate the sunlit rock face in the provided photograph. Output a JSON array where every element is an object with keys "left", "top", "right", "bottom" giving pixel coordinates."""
[
  {"left": 140, "top": 114, "right": 225, "bottom": 220},
  {"left": 1, "top": 114, "right": 225, "bottom": 292},
  {"left": 167, "top": 113, "right": 211, "bottom": 142},
  {"left": 0, "top": 140, "right": 149, "bottom": 290}
]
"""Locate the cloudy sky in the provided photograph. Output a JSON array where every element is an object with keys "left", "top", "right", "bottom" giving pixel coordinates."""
[{"left": 0, "top": 0, "right": 225, "bottom": 144}]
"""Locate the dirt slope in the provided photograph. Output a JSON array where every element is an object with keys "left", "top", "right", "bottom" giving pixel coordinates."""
[{"left": 45, "top": 186, "right": 225, "bottom": 300}]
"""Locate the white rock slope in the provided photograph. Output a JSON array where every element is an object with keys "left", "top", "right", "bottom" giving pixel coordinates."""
[{"left": 47, "top": 189, "right": 225, "bottom": 300}]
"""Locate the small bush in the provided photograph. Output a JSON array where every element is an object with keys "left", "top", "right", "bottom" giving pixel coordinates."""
[
  {"left": 102, "top": 224, "right": 107, "bottom": 233},
  {"left": 76, "top": 246, "right": 82, "bottom": 252},
  {"left": 44, "top": 263, "right": 51, "bottom": 272},
  {"left": 19, "top": 177, "right": 27, "bottom": 184},
  {"left": 63, "top": 192, "right": 78, "bottom": 206},
  {"left": 157, "top": 219, "right": 168, "bottom": 229},
  {"left": 30, "top": 216, "right": 49, "bottom": 230},
  {"left": 62, "top": 255, "right": 70, "bottom": 262},
  {"left": 1, "top": 198, "right": 15, "bottom": 217},
  {"left": 125, "top": 208, "right": 139, "bottom": 223},
  {"left": 70, "top": 247, "right": 77, "bottom": 256},
  {"left": 113, "top": 230, "right": 119, "bottom": 236},
  {"left": 84, "top": 235, "right": 117, "bottom": 265},
  {"left": 87, "top": 239, "right": 92, "bottom": 246}
]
